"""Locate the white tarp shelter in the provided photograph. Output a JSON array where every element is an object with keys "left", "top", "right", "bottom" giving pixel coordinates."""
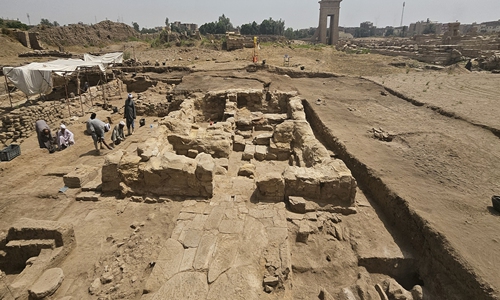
[
  {"left": 83, "top": 52, "right": 123, "bottom": 66},
  {"left": 3, "top": 59, "right": 105, "bottom": 96}
]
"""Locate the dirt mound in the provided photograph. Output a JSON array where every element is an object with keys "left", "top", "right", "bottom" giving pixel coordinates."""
[
  {"left": 30, "top": 20, "right": 139, "bottom": 47},
  {"left": 0, "top": 34, "right": 30, "bottom": 58}
]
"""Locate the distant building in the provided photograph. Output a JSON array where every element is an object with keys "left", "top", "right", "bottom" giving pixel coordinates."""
[
  {"left": 479, "top": 20, "right": 500, "bottom": 33},
  {"left": 172, "top": 21, "right": 198, "bottom": 33}
]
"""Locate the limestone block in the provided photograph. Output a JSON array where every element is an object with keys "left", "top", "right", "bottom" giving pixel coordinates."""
[
  {"left": 207, "top": 265, "right": 262, "bottom": 300},
  {"left": 144, "top": 238, "right": 184, "bottom": 294},
  {"left": 269, "top": 140, "right": 291, "bottom": 161},
  {"left": 242, "top": 144, "right": 255, "bottom": 161},
  {"left": 273, "top": 120, "right": 295, "bottom": 143},
  {"left": 208, "top": 234, "right": 239, "bottom": 283},
  {"left": 193, "top": 232, "right": 217, "bottom": 271},
  {"left": 296, "top": 221, "right": 310, "bottom": 243},
  {"left": 75, "top": 191, "right": 99, "bottom": 202},
  {"left": 233, "top": 135, "right": 246, "bottom": 152},
  {"left": 238, "top": 164, "right": 256, "bottom": 179},
  {"left": 179, "top": 248, "right": 197, "bottom": 272},
  {"left": 263, "top": 113, "right": 288, "bottom": 124},
  {"left": 215, "top": 157, "right": 229, "bottom": 171},
  {"left": 236, "top": 118, "right": 253, "bottom": 131},
  {"left": 63, "top": 165, "right": 99, "bottom": 188},
  {"left": 287, "top": 96, "right": 306, "bottom": 120},
  {"left": 288, "top": 196, "right": 306, "bottom": 214},
  {"left": 137, "top": 138, "right": 161, "bottom": 162},
  {"left": 256, "top": 173, "right": 285, "bottom": 202},
  {"left": 254, "top": 145, "right": 268, "bottom": 161},
  {"left": 253, "top": 132, "right": 273, "bottom": 145},
  {"left": 150, "top": 272, "right": 208, "bottom": 300},
  {"left": 195, "top": 153, "right": 215, "bottom": 182},
  {"left": 236, "top": 130, "right": 253, "bottom": 139},
  {"left": 28, "top": 268, "right": 64, "bottom": 299}
]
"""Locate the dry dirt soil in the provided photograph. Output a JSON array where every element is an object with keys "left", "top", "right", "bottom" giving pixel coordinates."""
[{"left": 1, "top": 38, "right": 500, "bottom": 299}]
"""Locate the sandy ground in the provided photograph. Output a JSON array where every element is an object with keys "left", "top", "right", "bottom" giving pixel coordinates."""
[{"left": 1, "top": 38, "right": 500, "bottom": 299}]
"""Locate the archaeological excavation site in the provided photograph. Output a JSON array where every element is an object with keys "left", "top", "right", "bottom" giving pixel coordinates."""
[
  {"left": 1, "top": 55, "right": 499, "bottom": 300},
  {"left": 1, "top": 5, "right": 500, "bottom": 299}
]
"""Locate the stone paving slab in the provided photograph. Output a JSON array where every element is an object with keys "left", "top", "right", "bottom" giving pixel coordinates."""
[{"left": 146, "top": 197, "right": 292, "bottom": 299}]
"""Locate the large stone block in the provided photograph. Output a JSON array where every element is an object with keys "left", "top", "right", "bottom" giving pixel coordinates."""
[
  {"left": 233, "top": 135, "right": 246, "bottom": 152},
  {"left": 242, "top": 144, "right": 255, "bottom": 161},
  {"left": 63, "top": 165, "right": 99, "bottom": 188},
  {"left": 101, "top": 150, "right": 125, "bottom": 193},
  {"left": 283, "top": 164, "right": 356, "bottom": 207},
  {"left": 256, "top": 173, "right": 285, "bottom": 202},
  {"left": 253, "top": 132, "right": 273, "bottom": 145},
  {"left": 273, "top": 120, "right": 294, "bottom": 143},
  {"left": 254, "top": 145, "right": 268, "bottom": 161}
]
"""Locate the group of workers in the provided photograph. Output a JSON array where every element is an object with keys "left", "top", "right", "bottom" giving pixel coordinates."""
[{"left": 35, "top": 93, "right": 137, "bottom": 154}]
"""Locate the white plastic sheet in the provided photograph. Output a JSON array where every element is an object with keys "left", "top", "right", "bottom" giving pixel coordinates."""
[
  {"left": 83, "top": 52, "right": 123, "bottom": 65},
  {"left": 3, "top": 59, "right": 105, "bottom": 96}
]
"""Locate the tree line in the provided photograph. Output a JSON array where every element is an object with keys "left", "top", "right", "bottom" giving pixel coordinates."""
[{"left": 199, "top": 14, "right": 315, "bottom": 39}]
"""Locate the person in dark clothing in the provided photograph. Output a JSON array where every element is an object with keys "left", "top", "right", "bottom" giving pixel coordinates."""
[
  {"left": 86, "top": 113, "right": 113, "bottom": 152},
  {"left": 35, "top": 120, "right": 55, "bottom": 153},
  {"left": 124, "top": 93, "right": 136, "bottom": 135}
]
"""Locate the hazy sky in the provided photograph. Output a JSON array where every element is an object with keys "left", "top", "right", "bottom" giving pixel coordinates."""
[{"left": 2, "top": 0, "right": 499, "bottom": 29}]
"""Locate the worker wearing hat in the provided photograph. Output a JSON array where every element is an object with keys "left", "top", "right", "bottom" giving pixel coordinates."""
[
  {"left": 56, "top": 124, "right": 75, "bottom": 150},
  {"left": 124, "top": 93, "right": 136, "bottom": 135},
  {"left": 111, "top": 120, "right": 126, "bottom": 146}
]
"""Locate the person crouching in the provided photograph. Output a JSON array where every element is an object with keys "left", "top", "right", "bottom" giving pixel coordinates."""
[{"left": 56, "top": 124, "right": 75, "bottom": 150}]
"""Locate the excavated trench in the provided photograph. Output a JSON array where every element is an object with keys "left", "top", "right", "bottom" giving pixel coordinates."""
[{"left": 303, "top": 100, "right": 493, "bottom": 300}]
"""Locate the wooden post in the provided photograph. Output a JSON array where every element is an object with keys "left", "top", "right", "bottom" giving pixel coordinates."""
[
  {"left": 77, "top": 70, "right": 84, "bottom": 116},
  {"left": 64, "top": 76, "right": 71, "bottom": 117},
  {"left": 85, "top": 69, "right": 94, "bottom": 107},
  {"left": 3, "top": 74, "right": 13, "bottom": 108}
]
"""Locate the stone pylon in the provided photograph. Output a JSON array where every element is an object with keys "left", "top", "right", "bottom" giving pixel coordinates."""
[{"left": 314, "top": 0, "right": 342, "bottom": 45}]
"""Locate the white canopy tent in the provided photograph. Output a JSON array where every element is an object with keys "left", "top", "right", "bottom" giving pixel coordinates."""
[
  {"left": 3, "top": 59, "right": 105, "bottom": 96},
  {"left": 83, "top": 52, "right": 123, "bottom": 66}
]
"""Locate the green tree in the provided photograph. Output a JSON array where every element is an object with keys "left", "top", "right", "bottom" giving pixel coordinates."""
[
  {"left": 165, "top": 17, "right": 169, "bottom": 27},
  {"left": 53, "top": 21, "right": 60, "bottom": 27},
  {"left": 132, "top": 22, "right": 140, "bottom": 32},
  {"left": 40, "top": 18, "right": 53, "bottom": 26},
  {"left": 218, "top": 14, "right": 234, "bottom": 32},
  {"left": 385, "top": 27, "right": 394, "bottom": 36}
]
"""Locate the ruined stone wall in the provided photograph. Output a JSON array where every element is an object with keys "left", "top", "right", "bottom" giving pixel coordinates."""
[{"left": 0, "top": 102, "right": 70, "bottom": 145}]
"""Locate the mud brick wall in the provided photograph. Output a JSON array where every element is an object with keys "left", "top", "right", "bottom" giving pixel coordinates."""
[{"left": 0, "top": 102, "right": 70, "bottom": 145}]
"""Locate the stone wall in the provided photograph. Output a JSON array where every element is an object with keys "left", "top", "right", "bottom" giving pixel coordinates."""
[
  {"left": 0, "top": 102, "right": 70, "bottom": 145},
  {"left": 102, "top": 150, "right": 215, "bottom": 198}
]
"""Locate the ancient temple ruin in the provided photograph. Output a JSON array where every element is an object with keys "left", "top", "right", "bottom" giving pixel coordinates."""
[{"left": 313, "top": 0, "right": 343, "bottom": 45}]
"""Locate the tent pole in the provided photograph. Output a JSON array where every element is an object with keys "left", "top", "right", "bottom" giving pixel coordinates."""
[
  {"left": 64, "top": 76, "right": 71, "bottom": 117},
  {"left": 3, "top": 74, "right": 13, "bottom": 108},
  {"left": 86, "top": 69, "right": 94, "bottom": 107},
  {"left": 77, "top": 70, "right": 84, "bottom": 116}
]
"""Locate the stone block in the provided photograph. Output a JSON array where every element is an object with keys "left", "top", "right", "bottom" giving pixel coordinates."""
[
  {"left": 269, "top": 140, "right": 291, "bottom": 161},
  {"left": 242, "top": 144, "right": 255, "bottom": 161},
  {"left": 144, "top": 238, "right": 184, "bottom": 294},
  {"left": 27, "top": 268, "right": 64, "bottom": 299},
  {"left": 238, "top": 164, "right": 256, "bottom": 179},
  {"left": 273, "top": 120, "right": 294, "bottom": 143},
  {"left": 253, "top": 132, "right": 273, "bottom": 145},
  {"left": 256, "top": 173, "right": 285, "bottom": 202},
  {"left": 296, "top": 221, "right": 311, "bottom": 243},
  {"left": 187, "top": 149, "right": 199, "bottom": 158},
  {"left": 215, "top": 157, "right": 229, "bottom": 171},
  {"left": 75, "top": 192, "right": 100, "bottom": 202},
  {"left": 233, "top": 135, "right": 246, "bottom": 152},
  {"left": 288, "top": 196, "right": 306, "bottom": 213},
  {"left": 254, "top": 145, "right": 268, "bottom": 161},
  {"left": 63, "top": 165, "right": 99, "bottom": 188}
]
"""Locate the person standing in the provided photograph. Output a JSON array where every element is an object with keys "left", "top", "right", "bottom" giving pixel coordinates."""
[
  {"left": 87, "top": 113, "right": 113, "bottom": 152},
  {"left": 124, "top": 93, "right": 136, "bottom": 135},
  {"left": 111, "top": 121, "right": 126, "bottom": 146},
  {"left": 56, "top": 124, "right": 75, "bottom": 150},
  {"left": 35, "top": 120, "right": 55, "bottom": 153}
]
